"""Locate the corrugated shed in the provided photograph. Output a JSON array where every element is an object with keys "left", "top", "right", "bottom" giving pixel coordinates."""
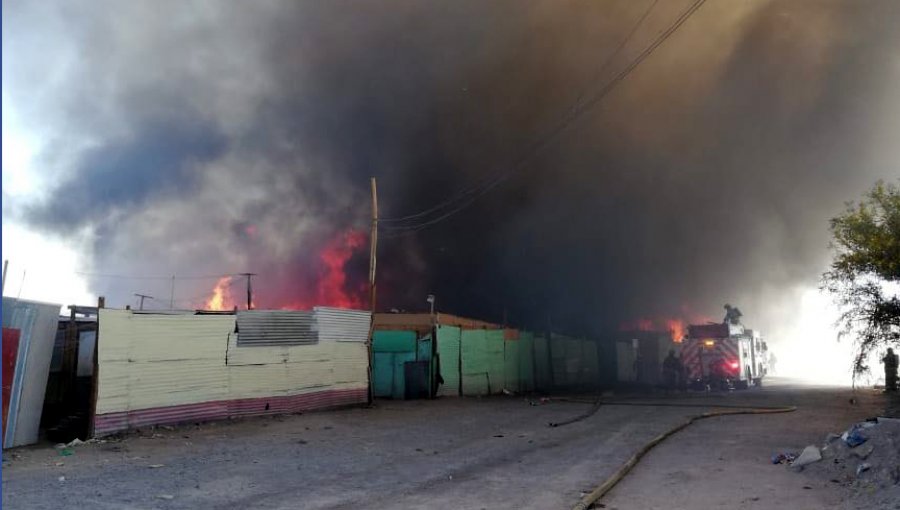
[
  {"left": 96, "top": 310, "right": 233, "bottom": 414},
  {"left": 315, "top": 307, "right": 370, "bottom": 342},
  {"left": 436, "top": 325, "right": 461, "bottom": 397},
  {"left": 94, "top": 387, "right": 366, "bottom": 436},
  {"left": 2, "top": 298, "right": 62, "bottom": 448},
  {"left": 94, "top": 308, "right": 368, "bottom": 435},
  {"left": 236, "top": 310, "right": 317, "bottom": 346}
]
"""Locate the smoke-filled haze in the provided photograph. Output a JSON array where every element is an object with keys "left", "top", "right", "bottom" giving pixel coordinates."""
[{"left": 4, "top": 0, "right": 900, "bottom": 382}]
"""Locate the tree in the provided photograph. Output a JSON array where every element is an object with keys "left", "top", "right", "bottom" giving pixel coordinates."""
[{"left": 824, "top": 180, "right": 900, "bottom": 377}]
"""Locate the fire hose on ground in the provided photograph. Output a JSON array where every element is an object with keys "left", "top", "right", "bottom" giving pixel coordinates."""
[{"left": 550, "top": 400, "right": 798, "bottom": 510}]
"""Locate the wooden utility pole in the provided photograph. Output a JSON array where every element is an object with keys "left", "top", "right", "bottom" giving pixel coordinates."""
[
  {"left": 169, "top": 275, "right": 175, "bottom": 309},
  {"left": 369, "top": 177, "right": 378, "bottom": 312},
  {"left": 366, "top": 177, "right": 378, "bottom": 405},
  {"left": 134, "top": 293, "right": 153, "bottom": 311},
  {"left": 240, "top": 273, "right": 257, "bottom": 310}
]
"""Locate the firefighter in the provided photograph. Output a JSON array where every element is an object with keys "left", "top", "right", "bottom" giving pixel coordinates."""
[
  {"left": 662, "top": 350, "right": 680, "bottom": 391},
  {"left": 884, "top": 347, "right": 898, "bottom": 393}
]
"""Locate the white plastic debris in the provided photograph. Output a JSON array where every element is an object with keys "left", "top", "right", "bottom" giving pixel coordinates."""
[
  {"left": 791, "top": 445, "right": 822, "bottom": 469},
  {"left": 856, "top": 462, "right": 871, "bottom": 476}
]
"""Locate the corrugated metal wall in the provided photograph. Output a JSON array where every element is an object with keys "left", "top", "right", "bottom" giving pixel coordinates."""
[
  {"left": 460, "top": 329, "right": 504, "bottom": 396},
  {"left": 436, "top": 325, "right": 461, "bottom": 397},
  {"left": 2, "top": 298, "right": 61, "bottom": 448},
  {"left": 518, "top": 331, "right": 535, "bottom": 392},
  {"left": 503, "top": 335, "right": 520, "bottom": 393},
  {"left": 236, "top": 310, "right": 317, "bottom": 346},
  {"left": 534, "top": 333, "right": 553, "bottom": 390},
  {"left": 372, "top": 331, "right": 416, "bottom": 399},
  {"left": 95, "top": 308, "right": 369, "bottom": 435}
]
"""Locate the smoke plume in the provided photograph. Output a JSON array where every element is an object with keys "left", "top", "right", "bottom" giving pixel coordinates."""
[{"left": 5, "top": 0, "right": 900, "bottom": 345}]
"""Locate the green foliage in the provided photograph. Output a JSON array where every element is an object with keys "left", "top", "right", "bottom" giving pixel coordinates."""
[{"left": 824, "top": 180, "right": 900, "bottom": 376}]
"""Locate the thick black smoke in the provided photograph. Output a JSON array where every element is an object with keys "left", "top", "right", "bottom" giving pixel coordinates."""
[{"left": 5, "top": 1, "right": 900, "bottom": 340}]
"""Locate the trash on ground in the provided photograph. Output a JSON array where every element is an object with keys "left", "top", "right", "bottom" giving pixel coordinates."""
[
  {"left": 156, "top": 494, "right": 175, "bottom": 500},
  {"left": 785, "top": 417, "right": 900, "bottom": 509},
  {"left": 771, "top": 452, "right": 798, "bottom": 464},
  {"left": 791, "top": 446, "right": 822, "bottom": 469},
  {"left": 148, "top": 464, "right": 165, "bottom": 468},
  {"left": 849, "top": 444, "right": 874, "bottom": 460},
  {"left": 856, "top": 463, "right": 871, "bottom": 476},
  {"left": 57, "top": 476, "right": 65, "bottom": 482},
  {"left": 58, "top": 449, "right": 73, "bottom": 457},
  {"left": 843, "top": 426, "right": 868, "bottom": 448}
]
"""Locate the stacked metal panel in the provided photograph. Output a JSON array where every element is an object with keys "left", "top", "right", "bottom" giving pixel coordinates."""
[{"left": 2, "top": 297, "right": 62, "bottom": 448}]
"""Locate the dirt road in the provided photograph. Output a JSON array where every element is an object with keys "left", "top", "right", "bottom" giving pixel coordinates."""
[{"left": 1, "top": 378, "right": 888, "bottom": 509}]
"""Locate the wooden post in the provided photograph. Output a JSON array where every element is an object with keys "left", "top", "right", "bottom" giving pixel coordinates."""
[
  {"left": 369, "top": 177, "right": 378, "bottom": 312},
  {"left": 240, "top": 273, "right": 257, "bottom": 310},
  {"left": 366, "top": 177, "right": 378, "bottom": 405}
]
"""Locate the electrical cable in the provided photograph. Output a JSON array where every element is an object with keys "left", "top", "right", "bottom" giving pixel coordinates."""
[
  {"left": 379, "top": 0, "right": 703, "bottom": 233},
  {"left": 75, "top": 271, "right": 239, "bottom": 281},
  {"left": 380, "top": 0, "right": 659, "bottom": 228}
]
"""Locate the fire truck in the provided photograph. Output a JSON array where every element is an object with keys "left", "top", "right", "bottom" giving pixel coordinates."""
[{"left": 682, "top": 322, "right": 768, "bottom": 390}]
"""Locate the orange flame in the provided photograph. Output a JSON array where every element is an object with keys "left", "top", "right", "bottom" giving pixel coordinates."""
[
  {"left": 204, "top": 277, "right": 234, "bottom": 311},
  {"left": 665, "top": 319, "right": 685, "bottom": 343},
  {"left": 620, "top": 317, "right": 686, "bottom": 343}
]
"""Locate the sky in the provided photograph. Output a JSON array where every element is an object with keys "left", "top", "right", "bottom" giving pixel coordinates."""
[{"left": 4, "top": 0, "right": 900, "bottom": 384}]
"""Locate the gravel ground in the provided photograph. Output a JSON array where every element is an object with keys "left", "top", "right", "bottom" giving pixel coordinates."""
[{"left": 1, "top": 378, "right": 889, "bottom": 510}]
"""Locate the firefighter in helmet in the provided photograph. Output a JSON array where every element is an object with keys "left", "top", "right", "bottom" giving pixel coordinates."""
[
  {"left": 884, "top": 347, "right": 898, "bottom": 393},
  {"left": 662, "top": 349, "right": 680, "bottom": 392}
]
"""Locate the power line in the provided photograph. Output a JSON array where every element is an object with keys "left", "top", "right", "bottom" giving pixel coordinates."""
[
  {"left": 75, "top": 271, "right": 242, "bottom": 281},
  {"left": 380, "top": 0, "right": 705, "bottom": 233},
  {"left": 380, "top": 0, "right": 660, "bottom": 228}
]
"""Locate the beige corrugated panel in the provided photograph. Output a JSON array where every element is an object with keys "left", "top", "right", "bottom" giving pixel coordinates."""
[
  {"left": 96, "top": 308, "right": 369, "bottom": 416},
  {"left": 332, "top": 342, "right": 368, "bottom": 384},
  {"left": 96, "top": 310, "right": 234, "bottom": 414}
]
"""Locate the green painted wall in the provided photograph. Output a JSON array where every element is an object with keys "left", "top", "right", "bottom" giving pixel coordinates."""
[
  {"left": 503, "top": 337, "right": 520, "bottom": 392},
  {"left": 373, "top": 330, "right": 416, "bottom": 353},
  {"left": 372, "top": 330, "right": 419, "bottom": 399},
  {"left": 518, "top": 331, "right": 535, "bottom": 392},
  {"left": 436, "top": 325, "right": 461, "bottom": 397},
  {"left": 534, "top": 333, "right": 552, "bottom": 390},
  {"left": 461, "top": 329, "right": 504, "bottom": 395}
]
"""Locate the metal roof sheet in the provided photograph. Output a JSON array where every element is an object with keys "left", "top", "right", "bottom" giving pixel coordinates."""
[
  {"left": 236, "top": 310, "right": 317, "bottom": 346},
  {"left": 314, "top": 307, "right": 370, "bottom": 343}
]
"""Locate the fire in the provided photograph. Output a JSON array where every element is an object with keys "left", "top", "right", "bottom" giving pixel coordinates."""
[
  {"left": 315, "top": 229, "right": 367, "bottom": 308},
  {"left": 620, "top": 317, "right": 687, "bottom": 343},
  {"left": 204, "top": 277, "right": 234, "bottom": 311},
  {"left": 665, "top": 319, "right": 686, "bottom": 343},
  {"left": 201, "top": 229, "right": 368, "bottom": 311}
]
